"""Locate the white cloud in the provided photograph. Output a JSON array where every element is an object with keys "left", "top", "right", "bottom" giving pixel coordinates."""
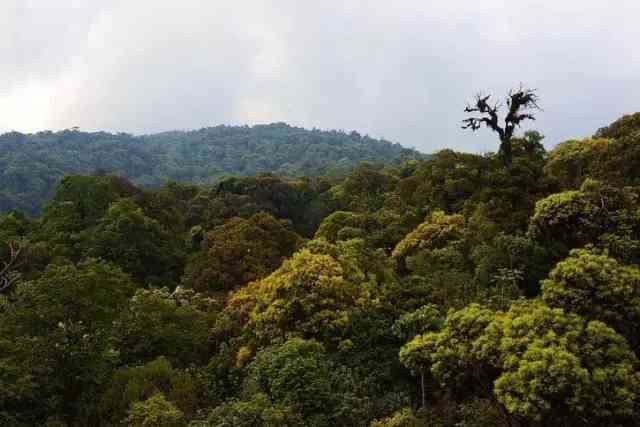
[{"left": 1, "top": 0, "right": 639, "bottom": 151}]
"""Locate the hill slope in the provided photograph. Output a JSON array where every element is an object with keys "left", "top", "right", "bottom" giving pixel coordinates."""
[{"left": 0, "top": 123, "right": 421, "bottom": 215}]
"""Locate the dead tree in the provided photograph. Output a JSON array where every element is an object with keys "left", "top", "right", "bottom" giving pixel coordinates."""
[
  {"left": 462, "top": 87, "right": 540, "bottom": 166},
  {"left": 0, "top": 240, "right": 25, "bottom": 294}
]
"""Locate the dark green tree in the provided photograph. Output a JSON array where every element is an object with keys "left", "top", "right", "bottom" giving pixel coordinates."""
[
  {"left": 84, "top": 198, "right": 184, "bottom": 285},
  {"left": 0, "top": 259, "right": 135, "bottom": 423}
]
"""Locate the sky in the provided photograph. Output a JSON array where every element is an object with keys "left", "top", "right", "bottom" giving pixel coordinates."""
[{"left": 1, "top": 1, "right": 639, "bottom": 153}]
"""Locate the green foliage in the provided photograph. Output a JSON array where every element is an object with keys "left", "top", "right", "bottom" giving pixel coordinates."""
[
  {"left": 544, "top": 138, "right": 613, "bottom": 189},
  {"left": 136, "top": 181, "right": 197, "bottom": 235},
  {"left": 397, "top": 150, "right": 490, "bottom": 213},
  {"left": 333, "top": 162, "right": 399, "bottom": 212},
  {"left": 489, "top": 304, "right": 639, "bottom": 423},
  {"left": 402, "top": 300, "right": 640, "bottom": 425},
  {"left": 393, "top": 211, "right": 474, "bottom": 307},
  {"left": 0, "top": 211, "right": 31, "bottom": 240},
  {"left": 249, "top": 340, "right": 334, "bottom": 413},
  {"left": 246, "top": 338, "right": 356, "bottom": 426},
  {"left": 370, "top": 408, "right": 424, "bottom": 427},
  {"left": 546, "top": 118, "right": 640, "bottom": 189},
  {"left": 391, "top": 304, "right": 442, "bottom": 342},
  {"left": 100, "top": 357, "right": 197, "bottom": 425},
  {"left": 7, "top": 258, "right": 134, "bottom": 334},
  {"left": 511, "top": 130, "right": 547, "bottom": 161},
  {"left": 471, "top": 232, "right": 550, "bottom": 297},
  {"left": 528, "top": 179, "right": 640, "bottom": 263},
  {"left": 392, "top": 211, "right": 467, "bottom": 266},
  {"left": 542, "top": 249, "right": 640, "bottom": 346},
  {"left": 194, "top": 393, "right": 303, "bottom": 426},
  {"left": 182, "top": 212, "right": 301, "bottom": 292},
  {"left": 126, "top": 393, "right": 186, "bottom": 427},
  {"left": 83, "top": 198, "right": 184, "bottom": 284},
  {"left": 40, "top": 176, "right": 120, "bottom": 233},
  {"left": 227, "top": 248, "right": 362, "bottom": 347},
  {"left": 2, "top": 113, "right": 640, "bottom": 425},
  {"left": 316, "top": 208, "right": 419, "bottom": 251},
  {"left": 203, "top": 174, "right": 332, "bottom": 237},
  {"left": 113, "top": 287, "right": 220, "bottom": 365},
  {"left": 37, "top": 175, "right": 122, "bottom": 258},
  {"left": 0, "top": 124, "right": 420, "bottom": 216},
  {"left": 315, "top": 211, "right": 368, "bottom": 243},
  {"left": 595, "top": 112, "right": 640, "bottom": 140},
  {"left": 399, "top": 304, "right": 495, "bottom": 385},
  {"left": 0, "top": 259, "right": 135, "bottom": 422}
]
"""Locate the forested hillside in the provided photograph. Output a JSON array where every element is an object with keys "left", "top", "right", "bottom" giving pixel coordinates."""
[
  {"left": 1, "top": 113, "right": 640, "bottom": 426},
  {"left": 0, "top": 123, "right": 420, "bottom": 215}
]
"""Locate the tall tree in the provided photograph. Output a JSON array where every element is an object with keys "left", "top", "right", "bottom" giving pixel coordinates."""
[{"left": 463, "top": 87, "right": 540, "bottom": 166}]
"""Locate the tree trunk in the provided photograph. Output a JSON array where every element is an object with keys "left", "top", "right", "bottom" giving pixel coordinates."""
[{"left": 500, "top": 138, "right": 513, "bottom": 167}]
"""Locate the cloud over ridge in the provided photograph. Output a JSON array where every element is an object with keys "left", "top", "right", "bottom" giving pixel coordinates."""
[{"left": 1, "top": 0, "right": 639, "bottom": 152}]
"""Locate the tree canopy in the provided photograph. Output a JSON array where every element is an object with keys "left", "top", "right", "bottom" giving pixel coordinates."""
[
  {"left": 1, "top": 112, "right": 640, "bottom": 425},
  {"left": 0, "top": 124, "right": 421, "bottom": 216}
]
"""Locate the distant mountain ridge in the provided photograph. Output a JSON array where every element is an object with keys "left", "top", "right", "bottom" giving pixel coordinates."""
[{"left": 0, "top": 122, "right": 422, "bottom": 215}]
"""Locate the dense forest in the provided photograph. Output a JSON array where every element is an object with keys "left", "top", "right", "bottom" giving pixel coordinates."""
[
  {"left": 1, "top": 112, "right": 640, "bottom": 426},
  {"left": 0, "top": 123, "right": 420, "bottom": 216}
]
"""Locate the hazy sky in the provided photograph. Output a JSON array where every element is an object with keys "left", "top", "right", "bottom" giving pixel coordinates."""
[{"left": 1, "top": 1, "right": 639, "bottom": 152}]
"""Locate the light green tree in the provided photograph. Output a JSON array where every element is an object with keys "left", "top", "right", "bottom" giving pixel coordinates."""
[
  {"left": 542, "top": 248, "right": 640, "bottom": 346},
  {"left": 400, "top": 300, "right": 640, "bottom": 425},
  {"left": 126, "top": 393, "right": 186, "bottom": 427},
  {"left": 227, "top": 248, "right": 362, "bottom": 347}
]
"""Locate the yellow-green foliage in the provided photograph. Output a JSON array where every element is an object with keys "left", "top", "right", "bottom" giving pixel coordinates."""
[
  {"left": 545, "top": 129, "right": 640, "bottom": 189},
  {"left": 126, "top": 393, "right": 186, "bottom": 427},
  {"left": 595, "top": 112, "right": 640, "bottom": 139},
  {"left": 315, "top": 211, "right": 368, "bottom": 243},
  {"left": 400, "top": 304, "right": 495, "bottom": 383},
  {"left": 489, "top": 304, "right": 639, "bottom": 422},
  {"left": 401, "top": 300, "right": 640, "bottom": 424},
  {"left": 392, "top": 211, "right": 465, "bottom": 261},
  {"left": 370, "top": 408, "right": 423, "bottom": 427},
  {"left": 392, "top": 211, "right": 473, "bottom": 307},
  {"left": 542, "top": 249, "right": 640, "bottom": 345},
  {"left": 99, "top": 357, "right": 197, "bottom": 424},
  {"left": 544, "top": 138, "right": 612, "bottom": 188},
  {"left": 528, "top": 180, "right": 640, "bottom": 260},
  {"left": 227, "top": 248, "right": 362, "bottom": 346}
]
